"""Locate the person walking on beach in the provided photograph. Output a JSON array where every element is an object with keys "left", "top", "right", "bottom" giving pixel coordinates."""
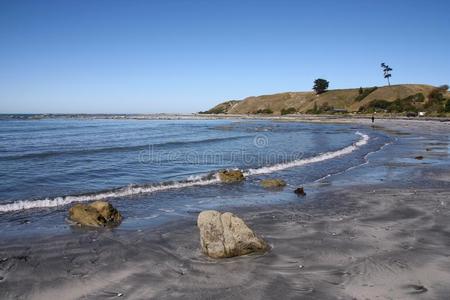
[{"left": 371, "top": 114, "right": 375, "bottom": 124}]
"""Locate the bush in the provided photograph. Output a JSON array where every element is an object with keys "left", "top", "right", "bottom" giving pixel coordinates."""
[
  {"left": 388, "top": 98, "right": 417, "bottom": 113},
  {"left": 255, "top": 108, "right": 273, "bottom": 114},
  {"left": 367, "top": 99, "right": 391, "bottom": 110},
  {"left": 428, "top": 90, "right": 444, "bottom": 103},
  {"left": 427, "top": 85, "right": 448, "bottom": 102},
  {"left": 361, "top": 93, "right": 426, "bottom": 113},
  {"left": 444, "top": 99, "right": 450, "bottom": 113},
  {"left": 425, "top": 86, "right": 448, "bottom": 112},
  {"left": 411, "top": 93, "right": 425, "bottom": 102},
  {"left": 354, "top": 87, "right": 378, "bottom": 102},
  {"left": 281, "top": 107, "right": 297, "bottom": 115}
]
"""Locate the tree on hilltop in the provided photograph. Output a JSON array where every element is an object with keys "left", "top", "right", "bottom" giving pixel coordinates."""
[
  {"left": 313, "top": 78, "right": 329, "bottom": 94},
  {"left": 381, "top": 63, "right": 393, "bottom": 86}
]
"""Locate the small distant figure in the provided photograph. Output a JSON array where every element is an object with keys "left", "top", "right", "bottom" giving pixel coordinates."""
[{"left": 371, "top": 114, "right": 375, "bottom": 124}]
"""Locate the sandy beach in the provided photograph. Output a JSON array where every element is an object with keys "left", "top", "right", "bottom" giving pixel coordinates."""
[
  {"left": 1, "top": 118, "right": 449, "bottom": 300},
  {"left": 2, "top": 0, "right": 449, "bottom": 299}
]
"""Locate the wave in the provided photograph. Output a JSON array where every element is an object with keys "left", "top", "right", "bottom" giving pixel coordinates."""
[
  {"left": 313, "top": 138, "right": 392, "bottom": 183},
  {"left": 244, "top": 132, "right": 369, "bottom": 175},
  {"left": 0, "top": 132, "right": 369, "bottom": 213},
  {"left": 1, "top": 124, "right": 106, "bottom": 134},
  {"left": 0, "top": 135, "right": 248, "bottom": 161},
  {"left": 0, "top": 174, "right": 221, "bottom": 213}
]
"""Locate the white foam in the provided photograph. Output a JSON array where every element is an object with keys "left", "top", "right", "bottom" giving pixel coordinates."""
[
  {"left": 314, "top": 139, "right": 391, "bottom": 183},
  {"left": 244, "top": 132, "right": 369, "bottom": 176},
  {"left": 0, "top": 175, "right": 220, "bottom": 213},
  {"left": 0, "top": 132, "right": 369, "bottom": 213}
]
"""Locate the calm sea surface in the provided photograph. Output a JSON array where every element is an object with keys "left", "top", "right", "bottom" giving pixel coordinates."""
[{"left": 0, "top": 119, "right": 390, "bottom": 237}]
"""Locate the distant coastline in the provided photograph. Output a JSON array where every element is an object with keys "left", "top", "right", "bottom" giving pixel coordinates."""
[
  {"left": 1, "top": 112, "right": 449, "bottom": 123},
  {"left": 2, "top": 83, "right": 449, "bottom": 121}
]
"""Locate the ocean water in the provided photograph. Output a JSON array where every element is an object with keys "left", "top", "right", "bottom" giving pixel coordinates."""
[{"left": 0, "top": 119, "right": 390, "bottom": 236}]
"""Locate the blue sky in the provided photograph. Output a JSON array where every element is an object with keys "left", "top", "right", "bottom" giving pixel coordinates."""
[{"left": 1, "top": 0, "right": 449, "bottom": 113}]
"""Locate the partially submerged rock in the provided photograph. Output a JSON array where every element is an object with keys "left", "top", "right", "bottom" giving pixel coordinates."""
[
  {"left": 218, "top": 169, "right": 245, "bottom": 183},
  {"left": 69, "top": 201, "right": 122, "bottom": 227},
  {"left": 415, "top": 155, "right": 424, "bottom": 160},
  {"left": 197, "top": 210, "right": 267, "bottom": 258},
  {"left": 260, "top": 178, "right": 286, "bottom": 188},
  {"left": 294, "top": 187, "right": 306, "bottom": 196}
]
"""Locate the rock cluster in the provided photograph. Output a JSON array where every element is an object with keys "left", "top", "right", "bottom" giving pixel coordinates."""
[{"left": 197, "top": 210, "right": 267, "bottom": 258}]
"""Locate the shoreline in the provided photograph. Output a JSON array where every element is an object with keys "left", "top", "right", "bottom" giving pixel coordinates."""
[
  {"left": 1, "top": 119, "right": 449, "bottom": 299},
  {"left": 1, "top": 112, "right": 450, "bottom": 123}
]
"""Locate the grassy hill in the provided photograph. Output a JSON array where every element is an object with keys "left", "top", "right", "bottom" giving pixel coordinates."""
[{"left": 202, "top": 84, "right": 450, "bottom": 116}]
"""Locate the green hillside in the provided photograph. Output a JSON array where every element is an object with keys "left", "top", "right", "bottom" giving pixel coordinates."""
[{"left": 202, "top": 84, "right": 450, "bottom": 116}]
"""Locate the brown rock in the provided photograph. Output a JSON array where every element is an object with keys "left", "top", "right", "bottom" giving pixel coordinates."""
[
  {"left": 197, "top": 210, "right": 267, "bottom": 258},
  {"left": 90, "top": 201, "right": 122, "bottom": 223},
  {"left": 218, "top": 169, "right": 245, "bottom": 183},
  {"left": 260, "top": 178, "right": 286, "bottom": 188},
  {"left": 294, "top": 187, "right": 306, "bottom": 196},
  {"left": 69, "top": 201, "right": 122, "bottom": 227},
  {"left": 415, "top": 156, "right": 424, "bottom": 160}
]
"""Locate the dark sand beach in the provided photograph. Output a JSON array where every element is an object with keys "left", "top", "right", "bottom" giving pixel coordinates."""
[{"left": 1, "top": 118, "right": 449, "bottom": 300}]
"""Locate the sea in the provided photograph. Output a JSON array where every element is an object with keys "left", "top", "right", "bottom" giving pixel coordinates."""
[{"left": 0, "top": 118, "right": 391, "bottom": 237}]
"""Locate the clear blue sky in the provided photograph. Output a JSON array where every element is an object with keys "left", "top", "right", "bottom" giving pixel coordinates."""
[{"left": 1, "top": 0, "right": 449, "bottom": 113}]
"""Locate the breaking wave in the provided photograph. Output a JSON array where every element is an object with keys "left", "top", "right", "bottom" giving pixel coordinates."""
[
  {"left": 0, "top": 132, "right": 369, "bottom": 213},
  {"left": 245, "top": 132, "right": 369, "bottom": 175}
]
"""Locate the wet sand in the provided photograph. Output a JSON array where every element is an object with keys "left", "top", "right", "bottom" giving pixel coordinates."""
[{"left": 1, "top": 119, "right": 449, "bottom": 299}]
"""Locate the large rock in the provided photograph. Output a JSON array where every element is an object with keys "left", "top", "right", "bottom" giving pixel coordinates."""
[
  {"left": 69, "top": 201, "right": 122, "bottom": 227},
  {"left": 197, "top": 210, "right": 267, "bottom": 258},
  {"left": 218, "top": 169, "right": 245, "bottom": 183},
  {"left": 260, "top": 178, "right": 286, "bottom": 188}
]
